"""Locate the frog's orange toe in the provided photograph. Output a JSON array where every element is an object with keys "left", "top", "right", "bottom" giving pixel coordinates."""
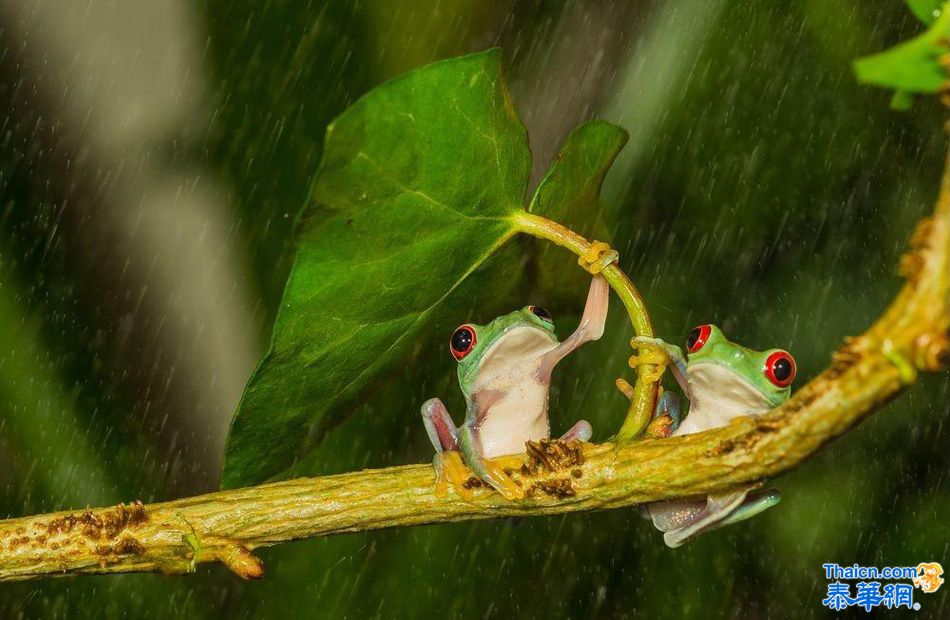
[
  {"left": 480, "top": 457, "right": 525, "bottom": 500},
  {"left": 494, "top": 481, "right": 524, "bottom": 501},
  {"left": 433, "top": 451, "right": 476, "bottom": 501}
]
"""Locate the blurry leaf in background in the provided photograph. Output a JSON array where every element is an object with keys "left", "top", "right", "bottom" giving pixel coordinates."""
[
  {"left": 853, "top": 6, "right": 949, "bottom": 95},
  {"left": 0, "top": 256, "right": 114, "bottom": 510},
  {"left": 222, "top": 50, "right": 533, "bottom": 488},
  {"left": 527, "top": 120, "right": 628, "bottom": 303},
  {"left": 203, "top": 2, "right": 374, "bottom": 319},
  {"left": 905, "top": 0, "right": 945, "bottom": 24}
]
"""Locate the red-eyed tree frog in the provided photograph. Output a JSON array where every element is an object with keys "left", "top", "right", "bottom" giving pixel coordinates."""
[
  {"left": 631, "top": 324, "right": 797, "bottom": 547},
  {"left": 421, "top": 247, "right": 615, "bottom": 500}
]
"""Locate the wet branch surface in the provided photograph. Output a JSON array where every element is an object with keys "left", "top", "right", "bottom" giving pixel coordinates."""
[{"left": 0, "top": 151, "right": 947, "bottom": 583}]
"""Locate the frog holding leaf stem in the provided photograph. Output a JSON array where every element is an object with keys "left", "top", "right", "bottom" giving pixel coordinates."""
[
  {"left": 628, "top": 324, "right": 797, "bottom": 547},
  {"left": 421, "top": 243, "right": 618, "bottom": 500}
]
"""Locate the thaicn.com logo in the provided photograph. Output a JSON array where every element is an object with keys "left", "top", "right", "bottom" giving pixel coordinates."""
[{"left": 821, "top": 562, "right": 944, "bottom": 612}]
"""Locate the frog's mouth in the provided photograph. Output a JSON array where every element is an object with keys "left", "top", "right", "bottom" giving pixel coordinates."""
[{"left": 468, "top": 325, "right": 558, "bottom": 386}]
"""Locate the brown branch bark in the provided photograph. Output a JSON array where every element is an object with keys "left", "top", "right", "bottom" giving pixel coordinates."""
[{"left": 0, "top": 149, "right": 947, "bottom": 583}]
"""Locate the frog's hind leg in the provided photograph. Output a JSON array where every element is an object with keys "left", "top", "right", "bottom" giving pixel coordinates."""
[
  {"left": 717, "top": 488, "right": 780, "bottom": 527},
  {"left": 559, "top": 420, "right": 593, "bottom": 442},
  {"left": 421, "top": 398, "right": 459, "bottom": 452},
  {"left": 422, "top": 399, "right": 473, "bottom": 500},
  {"left": 648, "top": 486, "right": 780, "bottom": 548},
  {"left": 648, "top": 491, "right": 747, "bottom": 548}
]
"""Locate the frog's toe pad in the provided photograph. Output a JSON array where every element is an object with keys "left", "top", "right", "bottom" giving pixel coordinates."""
[{"left": 615, "top": 378, "right": 636, "bottom": 401}]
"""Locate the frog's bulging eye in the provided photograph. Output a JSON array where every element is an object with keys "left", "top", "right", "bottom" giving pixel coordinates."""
[
  {"left": 764, "top": 351, "right": 797, "bottom": 388},
  {"left": 686, "top": 324, "right": 712, "bottom": 353},
  {"left": 529, "top": 305, "right": 553, "bottom": 323},
  {"left": 450, "top": 325, "right": 476, "bottom": 361}
]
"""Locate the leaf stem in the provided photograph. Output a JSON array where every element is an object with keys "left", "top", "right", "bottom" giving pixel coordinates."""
[{"left": 513, "top": 211, "right": 658, "bottom": 439}]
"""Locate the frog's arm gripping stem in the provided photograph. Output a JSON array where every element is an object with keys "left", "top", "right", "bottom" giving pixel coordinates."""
[
  {"left": 539, "top": 274, "right": 610, "bottom": 379},
  {"left": 618, "top": 338, "right": 689, "bottom": 405},
  {"left": 514, "top": 212, "right": 659, "bottom": 440}
]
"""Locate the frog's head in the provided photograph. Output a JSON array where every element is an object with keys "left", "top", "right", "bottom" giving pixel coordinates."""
[
  {"left": 684, "top": 324, "right": 796, "bottom": 412},
  {"left": 449, "top": 306, "right": 558, "bottom": 393}
]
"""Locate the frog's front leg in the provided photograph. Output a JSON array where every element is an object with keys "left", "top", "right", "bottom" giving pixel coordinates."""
[
  {"left": 421, "top": 398, "right": 474, "bottom": 500},
  {"left": 627, "top": 336, "right": 689, "bottom": 391},
  {"left": 622, "top": 337, "right": 687, "bottom": 438},
  {"left": 539, "top": 275, "right": 609, "bottom": 378}
]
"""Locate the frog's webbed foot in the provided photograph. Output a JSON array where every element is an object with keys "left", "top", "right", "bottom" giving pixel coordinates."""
[
  {"left": 578, "top": 241, "right": 619, "bottom": 275},
  {"left": 433, "top": 451, "right": 476, "bottom": 501},
  {"left": 648, "top": 487, "right": 781, "bottom": 548}
]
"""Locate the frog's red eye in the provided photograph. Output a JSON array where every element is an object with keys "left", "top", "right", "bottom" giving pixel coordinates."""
[
  {"left": 686, "top": 325, "right": 712, "bottom": 353},
  {"left": 764, "top": 351, "right": 796, "bottom": 388},
  {"left": 450, "top": 325, "right": 476, "bottom": 361}
]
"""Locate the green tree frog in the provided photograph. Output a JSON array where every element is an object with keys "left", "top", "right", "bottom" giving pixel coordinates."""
[
  {"left": 631, "top": 324, "right": 797, "bottom": 547},
  {"left": 421, "top": 275, "right": 610, "bottom": 500}
]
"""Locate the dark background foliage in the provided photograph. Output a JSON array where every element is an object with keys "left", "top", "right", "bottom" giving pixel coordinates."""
[{"left": 0, "top": 0, "right": 946, "bottom": 616}]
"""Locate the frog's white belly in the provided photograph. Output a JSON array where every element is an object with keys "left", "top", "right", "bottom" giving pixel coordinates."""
[
  {"left": 472, "top": 325, "right": 557, "bottom": 458},
  {"left": 674, "top": 362, "right": 773, "bottom": 436},
  {"left": 476, "top": 380, "right": 551, "bottom": 458}
]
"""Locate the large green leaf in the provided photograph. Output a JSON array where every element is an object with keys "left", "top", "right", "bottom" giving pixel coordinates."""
[
  {"left": 529, "top": 120, "right": 628, "bottom": 231},
  {"left": 221, "top": 50, "right": 531, "bottom": 488},
  {"left": 853, "top": 6, "right": 949, "bottom": 95}
]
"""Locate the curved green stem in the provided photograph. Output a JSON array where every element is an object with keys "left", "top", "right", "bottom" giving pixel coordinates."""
[{"left": 513, "top": 211, "right": 658, "bottom": 440}]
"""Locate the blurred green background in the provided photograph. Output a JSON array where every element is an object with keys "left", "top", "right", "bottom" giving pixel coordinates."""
[{"left": 0, "top": 0, "right": 947, "bottom": 617}]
